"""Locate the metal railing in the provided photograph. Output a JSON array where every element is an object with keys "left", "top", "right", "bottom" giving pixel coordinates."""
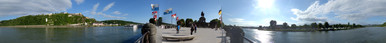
[
  {"left": 135, "top": 32, "right": 148, "bottom": 43},
  {"left": 243, "top": 36, "right": 255, "bottom": 43},
  {"left": 241, "top": 32, "right": 255, "bottom": 43}
]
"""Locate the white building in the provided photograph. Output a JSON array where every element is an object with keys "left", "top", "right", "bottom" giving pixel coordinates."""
[{"left": 93, "top": 23, "right": 104, "bottom": 26}]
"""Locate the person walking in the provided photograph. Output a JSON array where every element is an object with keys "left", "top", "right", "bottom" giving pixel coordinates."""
[
  {"left": 194, "top": 24, "right": 197, "bottom": 33},
  {"left": 176, "top": 25, "right": 180, "bottom": 34},
  {"left": 190, "top": 24, "right": 195, "bottom": 35}
]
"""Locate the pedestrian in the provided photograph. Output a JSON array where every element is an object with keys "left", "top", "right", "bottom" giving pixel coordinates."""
[
  {"left": 176, "top": 25, "right": 180, "bottom": 34},
  {"left": 190, "top": 24, "right": 194, "bottom": 35},
  {"left": 194, "top": 24, "right": 197, "bottom": 33}
]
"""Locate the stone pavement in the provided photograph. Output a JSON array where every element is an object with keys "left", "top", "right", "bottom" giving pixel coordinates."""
[{"left": 155, "top": 27, "right": 229, "bottom": 43}]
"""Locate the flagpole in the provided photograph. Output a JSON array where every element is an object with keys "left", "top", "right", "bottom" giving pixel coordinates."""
[{"left": 171, "top": 15, "right": 172, "bottom": 25}]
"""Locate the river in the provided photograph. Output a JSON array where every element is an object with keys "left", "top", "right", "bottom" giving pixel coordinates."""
[
  {"left": 0, "top": 26, "right": 142, "bottom": 43},
  {"left": 243, "top": 27, "right": 386, "bottom": 43}
]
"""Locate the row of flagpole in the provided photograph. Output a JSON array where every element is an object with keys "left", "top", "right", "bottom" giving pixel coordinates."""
[
  {"left": 151, "top": 3, "right": 222, "bottom": 25},
  {"left": 151, "top": 4, "right": 178, "bottom": 25}
]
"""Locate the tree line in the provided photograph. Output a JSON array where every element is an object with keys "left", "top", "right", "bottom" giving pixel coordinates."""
[
  {"left": 293, "top": 22, "right": 364, "bottom": 30},
  {"left": 101, "top": 20, "right": 142, "bottom": 25},
  {"left": 0, "top": 13, "right": 96, "bottom": 26}
]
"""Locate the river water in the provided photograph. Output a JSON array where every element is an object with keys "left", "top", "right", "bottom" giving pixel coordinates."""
[
  {"left": 243, "top": 27, "right": 386, "bottom": 43},
  {"left": 0, "top": 26, "right": 142, "bottom": 43}
]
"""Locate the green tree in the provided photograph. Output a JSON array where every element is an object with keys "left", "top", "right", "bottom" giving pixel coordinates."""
[
  {"left": 193, "top": 20, "right": 198, "bottom": 25},
  {"left": 383, "top": 22, "right": 386, "bottom": 25},
  {"left": 209, "top": 19, "right": 221, "bottom": 28},
  {"left": 101, "top": 20, "right": 141, "bottom": 25},
  {"left": 318, "top": 23, "right": 323, "bottom": 29},
  {"left": 353, "top": 23, "right": 356, "bottom": 27},
  {"left": 291, "top": 24, "right": 296, "bottom": 27},
  {"left": 324, "top": 22, "right": 329, "bottom": 28},
  {"left": 157, "top": 17, "right": 163, "bottom": 26},
  {"left": 382, "top": 22, "right": 386, "bottom": 26},
  {"left": 303, "top": 24, "right": 309, "bottom": 28},
  {"left": 185, "top": 18, "right": 193, "bottom": 27},
  {"left": 311, "top": 22, "right": 317, "bottom": 29},
  {"left": 149, "top": 18, "right": 156, "bottom": 24},
  {"left": 0, "top": 13, "right": 95, "bottom": 26},
  {"left": 177, "top": 19, "right": 185, "bottom": 26}
]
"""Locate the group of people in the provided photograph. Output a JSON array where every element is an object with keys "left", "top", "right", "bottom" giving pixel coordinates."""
[
  {"left": 175, "top": 23, "right": 198, "bottom": 35},
  {"left": 190, "top": 24, "right": 197, "bottom": 35}
]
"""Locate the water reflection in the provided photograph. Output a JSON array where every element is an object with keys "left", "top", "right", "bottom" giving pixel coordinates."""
[
  {"left": 0, "top": 26, "right": 141, "bottom": 43},
  {"left": 244, "top": 27, "right": 386, "bottom": 43},
  {"left": 252, "top": 29, "right": 273, "bottom": 43}
]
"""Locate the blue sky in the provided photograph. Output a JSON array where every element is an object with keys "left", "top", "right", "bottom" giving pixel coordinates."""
[{"left": 0, "top": 0, "right": 385, "bottom": 26}]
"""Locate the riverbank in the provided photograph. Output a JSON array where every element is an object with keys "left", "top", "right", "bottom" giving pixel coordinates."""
[
  {"left": 0, "top": 25, "right": 87, "bottom": 28},
  {"left": 242, "top": 27, "right": 386, "bottom": 43},
  {"left": 264, "top": 29, "right": 317, "bottom": 32},
  {"left": 257, "top": 27, "right": 365, "bottom": 32},
  {"left": 0, "top": 25, "right": 126, "bottom": 28},
  {"left": 0, "top": 26, "right": 141, "bottom": 43}
]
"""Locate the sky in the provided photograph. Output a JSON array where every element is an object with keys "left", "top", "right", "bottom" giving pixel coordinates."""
[{"left": 0, "top": 0, "right": 385, "bottom": 26}]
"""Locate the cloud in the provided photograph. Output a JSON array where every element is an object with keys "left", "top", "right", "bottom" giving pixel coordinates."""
[
  {"left": 291, "top": 0, "right": 386, "bottom": 24},
  {"left": 229, "top": 18, "right": 258, "bottom": 26},
  {"left": 74, "top": 0, "right": 84, "bottom": 4},
  {"left": 123, "top": 13, "right": 129, "bottom": 16},
  {"left": 0, "top": 0, "right": 72, "bottom": 16},
  {"left": 113, "top": 11, "right": 121, "bottom": 15},
  {"left": 103, "top": 2, "right": 115, "bottom": 12},
  {"left": 89, "top": 2, "right": 125, "bottom": 19},
  {"left": 97, "top": 12, "right": 126, "bottom": 19},
  {"left": 91, "top": 3, "right": 99, "bottom": 15}
]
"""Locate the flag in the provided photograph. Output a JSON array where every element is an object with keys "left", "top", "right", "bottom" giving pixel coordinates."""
[
  {"left": 171, "top": 14, "right": 176, "bottom": 18},
  {"left": 154, "top": 15, "right": 157, "bottom": 21},
  {"left": 218, "top": 9, "right": 222, "bottom": 15},
  {"left": 176, "top": 17, "right": 179, "bottom": 20},
  {"left": 153, "top": 15, "right": 157, "bottom": 18},
  {"left": 163, "top": 8, "right": 173, "bottom": 15},
  {"left": 151, "top": 4, "right": 159, "bottom": 11},
  {"left": 152, "top": 11, "right": 158, "bottom": 15}
]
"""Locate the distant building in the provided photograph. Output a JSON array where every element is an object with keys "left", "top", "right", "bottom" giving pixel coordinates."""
[
  {"left": 275, "top": 25, "right": 285, "bottom": 29},
  {"left": 93, "top": 22, "right": 104, "bottom": 26},
  {"left": 269, "top": 20, "right": 289, "bottom": 29},
  {"left": 270, "top": 20, "right": 277, "bottom": 29},
  {"left": 270, "top": 20, "right": 276, "bottom": 27}
]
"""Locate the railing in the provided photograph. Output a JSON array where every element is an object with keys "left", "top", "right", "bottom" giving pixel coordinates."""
[
  {"left": 242, "top": 33, "right": 255, "bottom": 43},
  {"left": 135, "top": 32, "right": 148, "bottom": 43},
  {"left": 243, "top": 36, "right": 255, "bottom": 43}
]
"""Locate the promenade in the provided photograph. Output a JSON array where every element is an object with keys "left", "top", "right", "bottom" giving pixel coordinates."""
[{"left": 155, "top": 27, "right": 228, "bottom": 43}]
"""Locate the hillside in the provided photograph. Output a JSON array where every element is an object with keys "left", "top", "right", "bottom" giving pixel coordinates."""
[
  {"left": 382, "top": 22, "right": 386, "bottom": 27},
  {"left": 0, "top": 13, "right": 96, "bottom": 26},
  {"left": 100, "top": 20, "right": 142, "bottom": 25}
]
